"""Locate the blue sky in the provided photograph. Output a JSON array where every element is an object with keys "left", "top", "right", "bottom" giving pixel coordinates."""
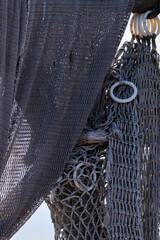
[{"left": 11, "top": 202, "right": 54, "bottom": 240}]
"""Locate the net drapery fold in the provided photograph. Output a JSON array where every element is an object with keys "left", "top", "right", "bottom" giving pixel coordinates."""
[{"left": 0, "top": 1, "right": 133, "bottom": 239}]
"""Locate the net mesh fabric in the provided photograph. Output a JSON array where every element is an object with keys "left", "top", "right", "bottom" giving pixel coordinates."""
[
  {"left": 138, "top": 39, "right": 160, "bottom": 239},
  {"left": 47, "top": 145, "right": 108, "bottom": 239},
  {"left": 0, "top": 0, "right": 133, "bottom": 239},
  {"left": 47, "top": 36, "right": 160, "bottom": 239}
]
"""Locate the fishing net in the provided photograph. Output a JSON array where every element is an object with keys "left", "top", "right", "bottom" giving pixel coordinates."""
[
  {"left": 47, "top": 27, "right": 160, "bottom": 239},
  {"left": 47, "top": 144, "right": 109, "bottom": 239},
  {"left": 0, "top": 1, "right": 134, "bottom": 239}
]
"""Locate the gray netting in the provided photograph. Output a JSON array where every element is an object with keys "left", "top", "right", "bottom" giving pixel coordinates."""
[
  {"left": 47, "top": 35, "right": 160, "bottom": 239},
  {"left": 47, "top": 144, "right": 109, "bottom": 239},
  {"left": 0, "top": 1, "right": 134, "bottom": 239}
]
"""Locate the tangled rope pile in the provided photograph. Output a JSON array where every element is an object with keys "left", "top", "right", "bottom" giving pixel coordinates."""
[{"left": 46, "top": 12, "right": 160, "bottom": 240}]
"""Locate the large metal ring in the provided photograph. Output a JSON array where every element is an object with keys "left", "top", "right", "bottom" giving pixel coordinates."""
[
  {"left": 73, "top": 163, "right": 97, "bottom": 192},
  {"left": 110, "top": 81, "right": 138, "bottom": 103}
]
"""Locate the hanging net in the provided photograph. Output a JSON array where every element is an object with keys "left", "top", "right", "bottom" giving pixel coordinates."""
[
  {"left": 47, "top": 144, "right": 109, "bottom": 239},
  {"left": 47, "top": 13, "right": 160, "bottom": 240},
  {"left": 0, "top": 1, "right": 134, "bottom": 239}
]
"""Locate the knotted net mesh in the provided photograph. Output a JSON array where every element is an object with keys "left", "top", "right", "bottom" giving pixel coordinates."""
[
  {"left": 47, "top": 145, "right": 109, "bottom": 239},
  {"left": 47, "top": 35, "right": 160, "bottom": 239},
  {"left": 0, "top": 1, "right": 134, "bottom": 239}
]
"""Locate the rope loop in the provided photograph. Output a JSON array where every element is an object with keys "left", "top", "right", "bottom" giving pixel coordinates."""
[
  {"left": 130, "top": 12, "right": 160, "bottom": 37},
  {"left": 73, "top": 162, "right": 97, "bottom": 192}
]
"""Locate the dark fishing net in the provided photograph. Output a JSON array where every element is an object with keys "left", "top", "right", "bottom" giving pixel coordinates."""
[
  {"left": 0, "top": 0, "right": 133, "bottom": 239},
  {"left": 47, "top": 35, "right": 160, "bottom": 239},
  {"left": 47, "top": 144, "right": 109, "bottom": 239}
]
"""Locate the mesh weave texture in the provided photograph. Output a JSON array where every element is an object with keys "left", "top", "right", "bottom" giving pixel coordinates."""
[
  {"left": 48, "top": 36, "right": 160, "bottom": 240},
  {"left": 0, "top": 1, "right": 133, "bottom": 239}
]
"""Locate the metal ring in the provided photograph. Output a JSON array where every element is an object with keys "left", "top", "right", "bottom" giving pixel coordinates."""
[
  {"left": 155, "top": 16, "right": 160, "bottom": 35},
  {"left": 142, "top": 11, "right": 159, "bottom": 36},
  {"left": 130, "top": 13, "right": 137, "bottom": 35},
  {"left": 110, "top": 81, "right": 138, "bottom": 103},
  {"left": 73, "top": 163, "right": 97, "bottom": 192},
  {"left": 130, "top": 13, "right": 143, "bottom": 36},
  {"left": 142, "top": 11, "right": 153, "bottom": 36},
  {"left": 150, "top": 19, "right": 156, "bottom": 33},
  {"left": 148, "top": 16, "right": 160, "bottom": 36},
  {"left": 135, "top": 14, "right": 142, "bottom": 36},
  {"left": 130, "top": 12, "right": 160, "bottom": 37},
  {"left": 138, "top": 13, "right": 145, "bottom": 36},
  {"left": 130, "top": 13, "right": 140, "bottom": 36},
  {"left": 141, "top": 12, "right": 160, "bottom": 36}
]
